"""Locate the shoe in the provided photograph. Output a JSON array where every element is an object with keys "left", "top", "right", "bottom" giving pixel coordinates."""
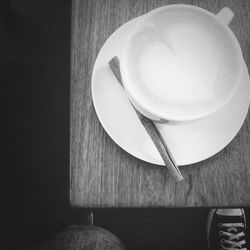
[{"left": 207, "top": 208, "right": 247, "bottom": 250}]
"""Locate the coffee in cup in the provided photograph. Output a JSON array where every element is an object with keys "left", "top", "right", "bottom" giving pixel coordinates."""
[{"left": 120, "top": 5, "right": 243, "bottom": 122}]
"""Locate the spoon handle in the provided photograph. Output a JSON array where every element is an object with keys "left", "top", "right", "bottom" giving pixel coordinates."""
[{"left": 109, "top": 56, "right": 183, "bottom": 182}]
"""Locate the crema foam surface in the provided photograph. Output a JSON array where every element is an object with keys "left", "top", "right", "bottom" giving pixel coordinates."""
[{"left": 124, "top": 8, "right": 240, "bottom": 117}]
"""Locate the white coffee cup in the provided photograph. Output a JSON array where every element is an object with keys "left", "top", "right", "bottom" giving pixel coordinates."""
[{"left": 120, "top": 5, "right": 244, "bottom": 122}]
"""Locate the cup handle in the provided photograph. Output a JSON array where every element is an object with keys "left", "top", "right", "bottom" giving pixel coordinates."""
[{"left": 216, "top": 7, "right": 234, "bottom": 26}]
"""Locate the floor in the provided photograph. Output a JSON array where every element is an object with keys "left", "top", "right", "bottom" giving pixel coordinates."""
[{"left": 1, "top": 0, "right": 249, "bottom": 249}]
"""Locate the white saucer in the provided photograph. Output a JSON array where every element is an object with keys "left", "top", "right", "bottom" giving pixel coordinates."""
[{"left": 91, "top": 17, "right": 250, "bottom": 166}]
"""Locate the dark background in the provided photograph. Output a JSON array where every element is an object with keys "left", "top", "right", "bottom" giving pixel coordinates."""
[{"left": 1, "top": 0, "right": 249, "bottom": 249}]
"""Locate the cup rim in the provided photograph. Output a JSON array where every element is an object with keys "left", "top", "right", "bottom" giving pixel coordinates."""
[{"left": 120, "top": 4, "right": 244, "bottom": 122}]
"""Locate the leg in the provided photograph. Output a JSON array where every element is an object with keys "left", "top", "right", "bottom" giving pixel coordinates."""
[
  {"left": 32, "top": 225, "right": 126, "bottom": 250},
  {"left": 207, "top": 208, "right": 247, "bottom": 250}
]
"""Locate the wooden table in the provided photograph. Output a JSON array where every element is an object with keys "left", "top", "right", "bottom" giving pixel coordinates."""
[{"left": 70, "top": 0, "right": 250, "bottom": 207}]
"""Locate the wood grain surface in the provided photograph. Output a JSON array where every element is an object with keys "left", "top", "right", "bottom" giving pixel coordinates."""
[{"left": 70, "top": 0, "right": 250, "bottom": 207}]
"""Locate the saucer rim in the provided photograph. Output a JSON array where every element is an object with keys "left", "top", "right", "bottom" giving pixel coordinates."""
[{"left": 91, "top": 15, "right": 250, "bottom": 166}]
